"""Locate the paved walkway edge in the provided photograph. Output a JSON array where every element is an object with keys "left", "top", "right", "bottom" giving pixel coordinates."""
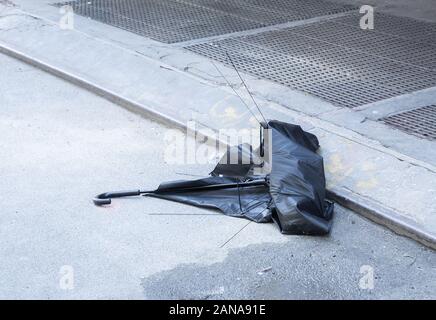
[
  {"left": 327, "top": 188, "right": 436, "bottom": 249},
  {"left": 0, "top": 43, "right": 187, "bottom": 132},
  {"left": 2, "top": 43, "right": 435, "bottom": 250}
]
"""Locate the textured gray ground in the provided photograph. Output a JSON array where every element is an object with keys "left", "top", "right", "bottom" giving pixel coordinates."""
[
  {"left": 2, "top": 0, "right": 436, "bottom": 247},
  {"left": 0, "top": 53, "right": 435, "bottom": 299},
  {"left": 143, "top": 222, "right": 436, "bottom": 300}
]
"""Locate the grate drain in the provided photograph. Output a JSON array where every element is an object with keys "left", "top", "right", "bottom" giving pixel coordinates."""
[
  {"left": 53, "top": 0, "right": 357, "bottom": 43},
  {"left": 291, "top": 13, "right": 436, "bottom": 71},
  {"left": 381, "top": 105, "right": 436, "bottom": 141},
  {"left": 186, "top": 13, "right": 436, "bottom": 108},
  {"left": 331, "top": 12, "right": 436, "bottom": 45}
]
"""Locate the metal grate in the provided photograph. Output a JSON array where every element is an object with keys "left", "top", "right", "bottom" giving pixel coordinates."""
[
  {"left": 382, "top": 105, "right": 436, "bottom": 141},
  {"left": 290, "top": 14, "right": 436, "bottom": 71},
  {"left": 53, "top": 0, "right": 357, "bottom": 43},
  {"left": 186, "top": 14, "right": 436, "bottom": 108},
  {"left": 332, "top": 12, "right": 436, "bottom": 45}
]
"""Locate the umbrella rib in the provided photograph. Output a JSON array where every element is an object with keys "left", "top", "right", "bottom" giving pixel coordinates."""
[
  {"left": 238, "top": 193, "right": 270, "bottom": 214},
  {"left": 237, "top": 183, "right": 242, "bottom": 213},
  {"left": 220, "top": 220, "right": 252, "bottom": 248},
  {"left": 220, "top": 206, "right": 269, "bottom": 248},
  {"left": 148, "top": 213, "right": 222, "bottom": 216}
]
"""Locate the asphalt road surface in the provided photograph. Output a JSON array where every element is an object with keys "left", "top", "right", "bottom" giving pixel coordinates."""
[{"left": 0, "top": 53, "right": 434, "bottom": 299}]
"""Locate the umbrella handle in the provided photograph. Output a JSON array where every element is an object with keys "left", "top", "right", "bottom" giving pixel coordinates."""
[{"left": 93, "top": 190, "right": 142, "bottom": 206}]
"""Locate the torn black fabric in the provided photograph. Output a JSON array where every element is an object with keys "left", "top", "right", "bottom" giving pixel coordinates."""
[{"left": 143, "top": 121, "right": 333, "bottom": 235}]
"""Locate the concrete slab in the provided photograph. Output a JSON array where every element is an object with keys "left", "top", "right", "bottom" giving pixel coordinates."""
[
  {"left": 7, "top": 0, "right": 434, "bottom": 165},
  {"left": 0, "top": 1, "right": 436, "bottom": 250}
]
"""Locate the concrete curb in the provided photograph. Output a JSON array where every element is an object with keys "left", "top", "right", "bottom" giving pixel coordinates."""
[
  {"left": 2, "top": 43, "right": 435, "bottom": 250},
  {"left": 327, "top": 188, "right": 436, "bottom": 250},
  {"left": 0, "top": 43, "right": 187, "bottom": 132}
]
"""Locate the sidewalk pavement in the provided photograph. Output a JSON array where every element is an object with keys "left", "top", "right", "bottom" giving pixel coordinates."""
[{"left": 1, "top": 1, "right": 435, "bottom": 249}]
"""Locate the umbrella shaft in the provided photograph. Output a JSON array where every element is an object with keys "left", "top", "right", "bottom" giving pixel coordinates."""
[{"left": 150, "top": 179, "right": 268, "bottom": 194}]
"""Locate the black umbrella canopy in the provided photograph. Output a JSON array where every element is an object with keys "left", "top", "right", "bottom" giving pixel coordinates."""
[
  {"left": 267, "top": 121, "right": 333, "bottom": 235},
  {"left": 93, "top": 120, "right": 334, "bottom": 235},
  {"left": 147, "top": 176, "right": 272, "bottom": 223}
]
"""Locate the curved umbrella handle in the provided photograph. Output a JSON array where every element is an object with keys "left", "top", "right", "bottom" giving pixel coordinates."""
[{"left": 93, "top": 190, "right": 141, "bottom": 206}]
